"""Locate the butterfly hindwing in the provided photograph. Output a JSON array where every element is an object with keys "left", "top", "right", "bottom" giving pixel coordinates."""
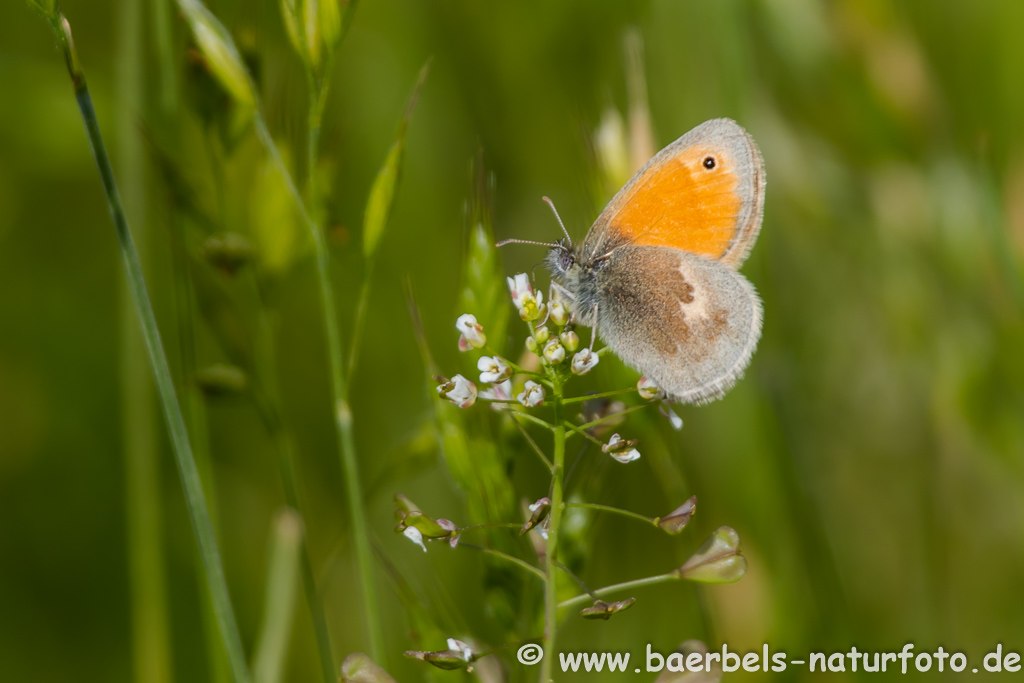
[{"left": 594, "top": 246, "right": 762, "bottom": 405}]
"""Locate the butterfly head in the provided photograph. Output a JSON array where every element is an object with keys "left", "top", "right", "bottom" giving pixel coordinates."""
[{"left": 545, "top": 238, "right": 576, "bottom": 279}]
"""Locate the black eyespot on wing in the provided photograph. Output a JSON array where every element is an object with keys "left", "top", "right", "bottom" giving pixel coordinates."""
[{"left": 702, "top": 156, "right": 716, "bottom": 170}]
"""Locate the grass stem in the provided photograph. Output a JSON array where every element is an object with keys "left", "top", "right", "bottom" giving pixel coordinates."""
[
  {"left": 540, "top": 381, "right": 566, "bottom": 683},
  {"left": 42, "top": 11, "right": 251, "bottom": 683},
  {"left": 557, "top": 571, "right": 681, "bottom": 611}
]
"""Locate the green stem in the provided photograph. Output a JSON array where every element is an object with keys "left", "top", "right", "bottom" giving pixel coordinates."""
[
  {"left": 509, "top": 415, "right": 554, "bottom": 471},
  {"left": 118, "top": 1, "right": 172, "bottom": 680},
  {"left": 460, "top": 544, "right": 547, "bottom": 582},
  {"left": 457, "top": 522, "right": 522, "bottom": 533},
  {"left": 565, "top": 502, "right": 657, "bottom": 528},
  {"left": 554, "top": 561, "right": 598, "bottom": 600},
  {"left": 561, "top": 420, "right": 605, "bottom": 448},
  {"left": 572, "top": 402, "right": 652, "bottom": 433},
  {"left": 246, "top": 75, "right": 382, "bottom": 659},
  {"left": 44, "top": 12, "right": 251, "bottom": 683},
  {"left": 540, "top": 381, "right": 566, "bottom": 683},
  {"left": 244, "top": 67, "right": 380, "bottom": 660},
  {"left": 557, "top": 571, "right": 681, "bottom": 611},
  {"left": 561, "top": 387, "right": 639, "bottom": 404},
  {"left": 513, "top": 411, "right": 555, "bottom": 432},
  {"left": 347, "top": 276, "right": 371, "bottom": 377},
  {"left": 247, "top": 276, "right": 336, "bottom": 683},
  {"left": 151, "top": 0, "right": 177, "bottom": 112}
]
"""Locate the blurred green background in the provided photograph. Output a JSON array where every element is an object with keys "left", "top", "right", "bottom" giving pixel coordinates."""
[{"left": 3, "top": 0, "right": 1024, "bottom": 681}]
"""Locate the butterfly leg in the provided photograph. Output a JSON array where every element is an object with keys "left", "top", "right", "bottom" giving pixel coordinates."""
[
  {"left": 588, "top": 304, "right": 598, "bottom": 351},
  {"left": 550, "top": 281, "right": 576, "bottom": 302}
]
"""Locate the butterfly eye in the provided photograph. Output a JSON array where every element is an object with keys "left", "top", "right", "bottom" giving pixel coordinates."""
[{"left": 702, "top": 156, "right": 717, "bottom": 170}]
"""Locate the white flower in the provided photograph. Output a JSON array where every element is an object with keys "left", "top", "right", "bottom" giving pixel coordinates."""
[
  {"left": 437, "top": 374, "right": 477, "bottom": 408},
  {"left": 480, "top": 379, "right": 512, "bottom": 401},
  {"left": 603, "top": 433, "right": 641, "bottom": 464},
  {"left": 477, "top": 355, "right": 512, "bottom": 384},
  {"left": 403, "top": 526, "right": 427, "bottom": 552},
  {"left": 447, "top": 638, "right": 473, "bottom": 662},
  {"left": 542, "top": 338, "right": 565, "bottom": 364},
  {"left": 571, "top": 348, "right": 599, "bottom": 375},
  {"left": 659, "top": 403, "right": 684, "bottom": 431},
  {"left": 456, "top": 314, "right": 486, "bottom": 351},
  {"left": 507, "top": 273, "right": 545, "bottom": 321},
  {"left": 637, "top": 376, "right": 663, "bottom": 400},
  {"left": 517, "top": 380, "right": 545, "bottom": 407},
  {"left": 535, "top": 517, "right": 550, "bottom": 540}
]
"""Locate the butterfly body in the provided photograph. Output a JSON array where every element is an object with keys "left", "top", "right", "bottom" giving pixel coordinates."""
[{"left": 547, "top": 118, "right": 766, "bottom": 405}]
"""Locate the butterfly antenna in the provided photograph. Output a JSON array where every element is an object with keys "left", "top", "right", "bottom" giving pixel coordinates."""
[
  {"left": 495, "top": 238, "right": 561, "bottom": 248},
  {"left": 542, "top": 196, "right": 572, "bottom": 246}
]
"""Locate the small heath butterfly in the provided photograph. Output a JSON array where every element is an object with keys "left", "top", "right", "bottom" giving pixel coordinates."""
[{"left": 503, "top": 118, "right": 765, "bottom": 404}]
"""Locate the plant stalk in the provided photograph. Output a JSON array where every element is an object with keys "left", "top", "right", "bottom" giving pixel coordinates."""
[
  {"left": 565, "top": 502, "right": 656, "bottom": 527},
  {"left": 540, "top": 382, "right": 566, "bottom": 683},
  {"left": 301, "top": 69, "right": 385, "bottom": 659},
  {"left": 44, "top": 12, "right": 251, "bottom": 683},
  {"left": 118, "top": 0, "right": 172, "bottom": 679},
  {"left": 557, "top": 571, "right": 681, "bottom": 611}
]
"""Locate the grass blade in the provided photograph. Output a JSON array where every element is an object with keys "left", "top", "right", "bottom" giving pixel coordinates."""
[
  {"left": 252, "top": 510, "right": 303, "bottom": 683},
  {"left": 33, "top": 9, "right": 252, "bottom": 683}
]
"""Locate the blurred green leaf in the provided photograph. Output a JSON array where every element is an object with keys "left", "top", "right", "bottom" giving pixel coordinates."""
[
  {"left": 25, "top": 0, "right": 57, "bottom": 19},
  {"left": 252, "top": 510, "right": 302, "bottom": 683},
  {"left": 362, "top": 60, "right": 430, "bottom": 259},
  {"left": 458, "top": 223, "right": 509, "bottom": 357},
  {"left": 251, "top": 149, "right": 307, "bottom": 273},
  {"left": 176, "top": 0, "right": 255, "bottom": 107},
  {"left": 679, "top": 526, "right": 747, "bottom": 584},
  {"left": 340, "top": 653, "right": 397, "bottom": 683},
  {"left": 302, "top": 0, "right": 322, "bottom": 68},
  {"left": 580, "top": 597, "right": 636, "bottom": 620},
  {"left": 319, "top": 0, "right": 343, "bottom": 51},
  {"left": 195, "top": 364, "right": 248, "bottom": 397},
  {"left": 279, "top": 0, "right": 302, "bottom": 58}
]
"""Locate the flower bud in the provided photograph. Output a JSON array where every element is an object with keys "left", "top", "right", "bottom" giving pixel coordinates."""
[
  {"left": 456, "top": 314, "right": 486, "bottom": 351},
  {"left": 477, "top": 356, "right": 512, "bottom": 384},
  {"left": 580, "top": 597, "right": 636, "bottom": 620},
  {"left": 520, "top": 497, "right": 551, "bottom": 535},
  {"left": 393, "top": 493, "right": 420, "bottom": 523},
  {"left": 602, "top": 433, "right": 640, "bottom": 463},
  {"left": 559, "top": 330, "right": 579, "bottom": 352},
  {"left": 542, "top": 338, "right": 565, "bottom": 364},
  {"left": 533, "top": 325, "right": 550, "bottom": 345},
  {"left": 549, "top": 300, "right": 570, "bottom": 326},
  {"left": 436, "top": 374, "right": 477, "bottom": 408},
  {"left": 526, "top": 337, "right": 539, "bottom": 354},
  {"left": 637, "top": 376, "right": 662, "bottom": 400},
  {"left": 404, "top": 639, "right": 474, "bottom": 670},
  {"left": 202, "top": 233, "right": 252, "bottom": 275},
  {"left": 196, "top": 364, "right": 248, "bottom": 396},
  {"left": 395, "top": 510, "right": 448, "bottom": 539},
  {"left": 340, "top": 653, "right": 398, "bottom": 683},
  {"left": 656, "top": 495, "right": 697, "bottom": 535},
  {"left": 517, "top": 380, "right": 545, "bottom": 407},
  {"left": 678, "top": 526, "right": 747, "bottom": 583},
  {"left": 570, "top": 348, "right": 599, "bottom": 375}
]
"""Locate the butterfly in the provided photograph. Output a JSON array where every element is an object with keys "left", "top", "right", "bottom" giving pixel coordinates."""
[{"left": 505, "top": 118, "right": 765, "bottom": 404}]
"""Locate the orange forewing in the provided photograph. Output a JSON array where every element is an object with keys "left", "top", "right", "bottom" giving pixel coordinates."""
[{"left": 604, "top": 145, "right": 742, "bottom": 259}]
